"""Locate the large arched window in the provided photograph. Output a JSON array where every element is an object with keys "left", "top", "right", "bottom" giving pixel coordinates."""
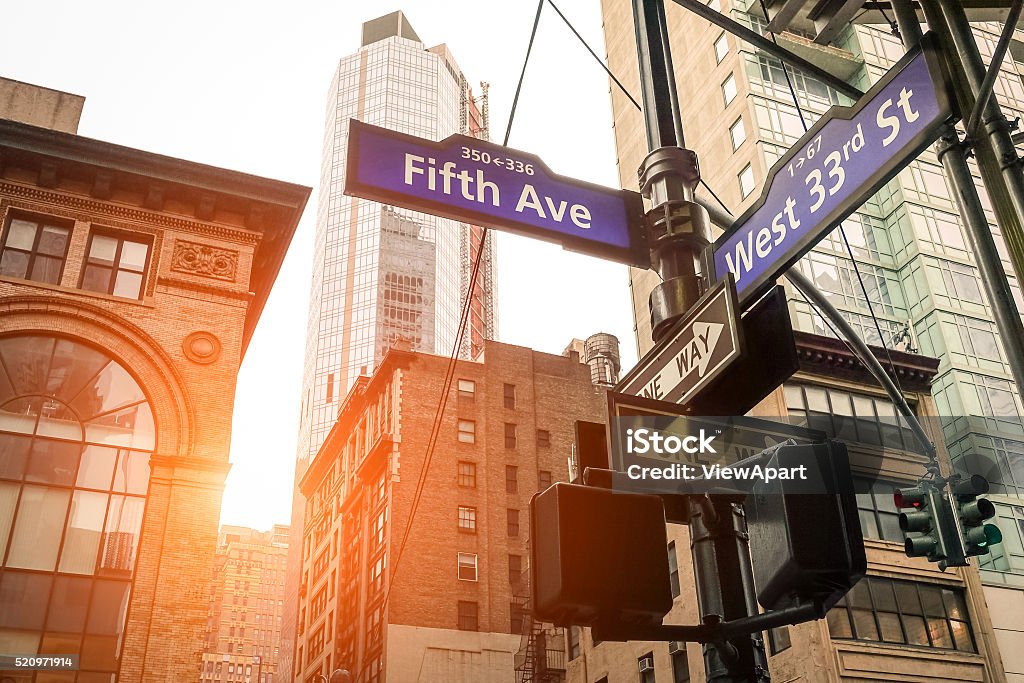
[{"left": 0, "top": 335, "right": 155, "bottom": 681}]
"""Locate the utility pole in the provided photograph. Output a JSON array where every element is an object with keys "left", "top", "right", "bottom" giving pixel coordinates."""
[
  {"left": 631, "top": 0, "right": 767, "bottom": 681},
  {"left": 911, "top": 0, "right": 1024, "bottom": 399}
]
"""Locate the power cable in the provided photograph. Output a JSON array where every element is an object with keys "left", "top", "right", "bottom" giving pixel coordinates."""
[
  {"left": 757, "top": 0, "right": 906, "bottom": 396},
  {"left": 545, "top": 1, "right": 730, "bottom": 221},
  {"left": 380, "top": 0, "right": 545, "bottom": 630}
]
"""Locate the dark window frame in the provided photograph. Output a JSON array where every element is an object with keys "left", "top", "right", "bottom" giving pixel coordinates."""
[
  {"left": 0, "top": 212, "right": 73, "bottom": 286},
  {"left": 668, "top": 541, "right": 681, "bottom": 598},
  {"left": 504, "top": 423, "right": 517, "bottom": 449},
  {"left": 457, "top": 461, "right": 476, "bottom": 488},
  {"left": 79, "top": 229, "right": 153, "bottom": 300},
  {"left": 508, "top": 554, "right": 522, "bottom": 585},
  {"left": 457, "top": 505, "right": 477, "bottom": 533},
  {"left": 507, "top": 509, "right": 520, "bottom": 537},
  {"left": 503, "top": 383, "right": 516, "bottom": 410},
  {"left": 505, "top": 465, "right": 518, "bottom": 494},
  {"left": 768, "top": 626, "right": 791, "bottom": 654},
  {"left": 826, "top": 576, "right": 976, "bottom": 652},
  {"left": 537, "top": 429, "right": 551, "bottom": 448},
  {"left": 457, "top": 600, "right": 479, "bottom": 631}
]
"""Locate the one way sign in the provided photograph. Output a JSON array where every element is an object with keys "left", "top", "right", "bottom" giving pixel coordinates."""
[{"left": 617, "top": 276, "right": 743, "bottom": 405}]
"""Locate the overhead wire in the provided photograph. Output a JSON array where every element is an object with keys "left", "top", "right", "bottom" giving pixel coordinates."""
[
  {"left": 545, "top": 0, "right": 729, "bottom": 217},
  {"left": 380, "top": 0, "right": 545, "bottom": 625},
  {"left": 756, "top": 0, "right": 907, "bottom": 397}
]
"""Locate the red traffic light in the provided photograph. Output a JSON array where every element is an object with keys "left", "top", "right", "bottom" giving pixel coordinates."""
[{"left": 894, "top": 487, "right": 925, "bottom": 509}]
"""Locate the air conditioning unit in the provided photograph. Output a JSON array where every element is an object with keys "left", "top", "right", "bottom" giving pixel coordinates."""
[
  {"left": 668, "top": 641, "right": 683, "bottom": 654},
  {"left": 638, "top": 656, "right": 655, "bottom": 673}
]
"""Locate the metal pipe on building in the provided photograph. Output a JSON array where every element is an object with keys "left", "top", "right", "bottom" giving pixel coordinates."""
[
  {"left": 931, "top": 0, "right": 1024, "bottom": 287},
  {"left": 916, "top": 0, "right": 1024, "bottom": 398}
]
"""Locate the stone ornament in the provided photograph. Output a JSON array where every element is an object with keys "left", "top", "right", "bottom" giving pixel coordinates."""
[
  {"left": 171, "top": 240, "right": 238, "bottom": 281},
  {"left": 183, "top": 331, "right": 221, "bottom": 364}
]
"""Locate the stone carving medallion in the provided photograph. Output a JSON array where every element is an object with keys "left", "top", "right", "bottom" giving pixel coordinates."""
[{"left": 171, "top": 240, "right": 238, "bottom": 281}]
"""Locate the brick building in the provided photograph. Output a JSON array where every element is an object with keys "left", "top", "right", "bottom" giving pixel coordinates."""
[
  {"left": 292, "top": 340, "right": 609, "bottom": 682},
  {"left": 0, "top": 81, "right": 309, "bottom": 682},
  {"left": 201, "top": 525, "right": 290, "bottom": 683}
]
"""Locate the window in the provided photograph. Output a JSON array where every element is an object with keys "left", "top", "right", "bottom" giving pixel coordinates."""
[
  {"left": 537, "top": 429, "right": 550, "bottom": 448},
  {"left": 668, "top": 542, "right": 680, "bottom": 598},
  {"left": 458, "top": 506, "right": 477, "bottom": 532},
  {"left": 457, "top": 601, "right": 478, "bottom": 631},
  {"left": 508, "top": 554, "right": 522, "bottom": 584},
  {"left": 738, "top": 164, "right": 755, "bottom": 198},
  {"left": 722, "top": 72, "right": 737, "bottom": 106},
  {"left": 504, "top": 383, "right": 516, "bottom": 409},
  {"left": 0, "top": 214, "right": 71, "bottom": 285},
  {"left": 80, "top": 231, "right": 150, "bottom": 299},
  {"left": 729, "top": 116, "right": 746, "bottom": 151},
  {"left": 714, "top": 32, "right": 728, "bottom": 63},
  {"left": 457, "top": 379, "right": 475, "bottom": 400},
  {"left": 826, "top": 576, "right": 975, "bottom": 651},
  {"left": 538, "top": 471, "right": 552, "bottom": 491},
  {"left": 457, "top": 461, "right": 476, "bottom": 488},
  {"left": 855, "top": 477, "right": 904, "bottom": 542},
  {"left": 506, "top": 465, "right": 518, "bottom": 494},
  {"left": 671, "top": 642, "right": 690, "bottom": 682},
  {"left": 568, "top": 626, "right": 581, "bottom": 659},
  {"left": 458, "top": 420, "right": 476, "bottom": 444},
  {"left": 768, "top": 626, "right": 791, "bottom": 654},
  {"left": 457, "top": 553, "right": 478, "bottom": 581},
  {"left": 785, "top": 383, "right": 918, "bottom": 452},
  {"left": 504, "top": 423, "right": 517, "bottom": 449},
  {"left": 510, "top": 601, "right": 526, "bottom": 634},
  {"left": 639, "top": 652, "right": 656, "bottom": 683},
  {"left": 507, "top": 509, "right": 520, "bottom": 537}
]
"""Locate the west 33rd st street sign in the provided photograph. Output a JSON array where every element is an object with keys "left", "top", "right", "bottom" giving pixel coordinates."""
[{"left": 710, "top": 34, "right": 956, "bottom": 308}]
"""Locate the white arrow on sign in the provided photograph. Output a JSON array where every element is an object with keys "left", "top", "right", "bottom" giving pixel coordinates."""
[{"left": 616, "top": 277, "right": 743, "bottom": 406}]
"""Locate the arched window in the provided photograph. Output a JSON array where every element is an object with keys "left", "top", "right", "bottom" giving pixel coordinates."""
[{"left": 0, "top": 335, "right": 155, "bottom": 678}]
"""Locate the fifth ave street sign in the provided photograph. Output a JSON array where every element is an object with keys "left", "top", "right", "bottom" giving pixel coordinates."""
[
  {"left": 709, "top": 33, "right": 956, "bottom": 308},
  {"left": 616, "top": 276, "right": 743, "bottom": 405},
  {"left": 344, "top": 119, "right": 650, "bottom": 267}
]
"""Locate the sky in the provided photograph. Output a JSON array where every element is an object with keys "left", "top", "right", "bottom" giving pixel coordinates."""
[{"left": 0, "top": 0, "right": 644, "bottom": 531}]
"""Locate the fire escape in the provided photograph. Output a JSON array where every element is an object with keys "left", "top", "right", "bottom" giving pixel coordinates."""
[{"left": 513, "top": 566, "right": 567, "bottom": 683}]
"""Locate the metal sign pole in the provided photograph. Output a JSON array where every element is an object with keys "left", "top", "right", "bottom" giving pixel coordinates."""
[{"left": 630, "top": 1, "right": 766, "bottom": 681}]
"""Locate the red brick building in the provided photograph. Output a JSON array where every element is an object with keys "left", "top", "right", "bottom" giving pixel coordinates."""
[
  {"left": 293, "top": 341, "right": 608, "bottom": 682},
  {"left": 0, "top": 83, "right": 308, "bottom": 682}
]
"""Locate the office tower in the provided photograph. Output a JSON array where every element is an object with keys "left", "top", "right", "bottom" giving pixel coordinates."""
[
  {"left": 593, "top": 0, "right": 1024, "bottom": 679},
  {"left": 0, "top": 78, "right": 308, "bottom": 682},
  {"left": 201, "top": 525, "right": 290, "bottom": 683},
  {"left": 282, "top": 13, "right": 496, "bottom": 679},
  {"left": 292, "top": 340, "right": 608, "bottom": 682},
  {"left": 299, "top": 11, "right": 495, "bottom": 463}
]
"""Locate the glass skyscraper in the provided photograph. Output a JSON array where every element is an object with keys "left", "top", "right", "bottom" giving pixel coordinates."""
[
  {"left": 297, "top": 10, "right": 495, "bottom": 466},
  {"left": 282, "top": 13, "right": 495, "bottom": 679}
]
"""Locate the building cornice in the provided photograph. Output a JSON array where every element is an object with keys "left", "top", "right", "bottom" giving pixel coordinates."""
[{"left": 794, "top": 331, "right": 939, "bottom": 394}]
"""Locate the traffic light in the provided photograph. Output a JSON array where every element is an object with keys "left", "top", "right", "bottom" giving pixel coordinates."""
[
  {"left": 953, "top": 475, "right": 1002, "bottom": 557},
  {"left": 895, "top": 483, "right": 954, "bottom": 561},
  {"left": 530, "top": 483, "right": 673, "bottom": 627},
  {"left": 745, "top": 440, "right": 866, "bottom": 611}
]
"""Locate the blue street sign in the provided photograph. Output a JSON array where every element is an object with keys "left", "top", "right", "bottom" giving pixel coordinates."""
[
  {"left": 344, "top": 120, "right": 650, "bottom": 267},
  {"left": 710, "top": 33, "right": 956, "bottom": 307}
]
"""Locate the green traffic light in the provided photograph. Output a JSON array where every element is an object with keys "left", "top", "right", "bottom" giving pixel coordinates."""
[{"left": 965, "top": 524, "right": 1003, "bottom": 548}]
